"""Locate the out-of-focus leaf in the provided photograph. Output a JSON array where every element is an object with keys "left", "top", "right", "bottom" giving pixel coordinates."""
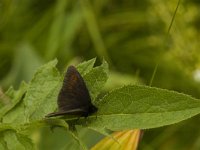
[
  {"left": 1, "top": 43, "right": 43, "bottom": 88},
  {"left": 3, "top": 131, "right": 34, "bottom": 150},
  {"left": 45, "top": 0, "right": 70, "bottom": 60},
  {"left": 105, "top": 71, "right": 141, "bottom": 90}
]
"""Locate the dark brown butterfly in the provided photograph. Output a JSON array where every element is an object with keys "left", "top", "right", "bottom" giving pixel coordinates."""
[{"left": 45, "top": 65, "right": 97, "bottom": 118}]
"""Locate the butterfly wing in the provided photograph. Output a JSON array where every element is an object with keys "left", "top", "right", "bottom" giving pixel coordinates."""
[
  {"left": 58, "top": 66, "right": 91, "bottom": 110},
  {"left": 45, "top": 65, "right": 97, "bottom": 118},
  {"left": 45, "top": 108, "right": 88, "bottom": 117},
  {"left": 58, "top": 66, "right": 92, "bottom": 115}
]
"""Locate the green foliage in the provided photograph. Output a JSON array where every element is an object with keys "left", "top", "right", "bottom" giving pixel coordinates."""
[
  {"left": 1, "top": 58, "right": 200, "bottom": 149},
  {"left": 1, "top": 0, "right": 200, "bottom": 149},
  {"left": 3, "top": 131, "right": 33, "bottom": 150},
  {"left": 83, "top": 60, "right": 108, "bottom": 101},
  {"left": 76, "top": 58, "right": 96, "bottom": 76},
  {"left": 0, "top": 81, "right": 28, "bottom": 118},
  {"left": 23, "top": 60, "right": 61, "bottom": 122},
  {"left": 90, "top": 85, "right": 200, "bottom": 131}
]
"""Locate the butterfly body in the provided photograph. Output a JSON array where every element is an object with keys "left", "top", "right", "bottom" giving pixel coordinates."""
[{"left": 46, "top": 66, "right": 97, "bottom": 118}]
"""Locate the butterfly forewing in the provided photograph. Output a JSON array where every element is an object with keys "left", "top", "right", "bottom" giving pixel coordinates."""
[
  {"left": 58, "top": 66, "right": 91, "bottom": 112},
  {"left": 45, "top": 65, "right": 97, "bottom": 118}
]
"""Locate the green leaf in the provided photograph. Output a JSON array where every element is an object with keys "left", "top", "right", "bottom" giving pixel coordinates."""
[
  {"left": 0, "top": 123, "right": 15, "bottom": 132},
  {"left": 2, "top": 101, "right": 26, "bottom": 124},
  {"left": 83, "top": 60, "right": 109, "bottom": 101},
  {"left": 76, "top": 58, "right": 96, "bottom": 76},
  {"left": 0, "top": 135, "right": 7, "bottom": 150},
  {"left": 23, "top": 59, "right": 62, "bottom": 122},
  {"left": 0, "top": 81, "right": 28, "bottom": 118},
  {"left": 16, "top": 133, "right": 34, "bottom": 150},
  {"left": 3, "top": 131, "right": 34, "bottom": 150},
  {"left": 44, "top": 118, "right": 69, "bottom": 129},
  {"left": 67, "top": 130, "right": 88, "bottom": 150},
  {"left": 88, "top": 85, "right": 200, "bottom": 131},
  {"left": 0, "top": 142, "right": 6, "bottom": 150},
  {"left": 4, "top": 58, "right": 200, "bottom": 149}
]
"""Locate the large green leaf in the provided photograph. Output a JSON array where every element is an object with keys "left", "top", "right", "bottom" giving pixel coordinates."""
[{"left": 87, "top": 85, "right": 200, "bottom": 131}]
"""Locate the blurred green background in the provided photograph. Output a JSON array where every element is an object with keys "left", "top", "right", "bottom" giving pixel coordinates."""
[{"left": 1, "top": 0, "right": 200, "bottom": 149}]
